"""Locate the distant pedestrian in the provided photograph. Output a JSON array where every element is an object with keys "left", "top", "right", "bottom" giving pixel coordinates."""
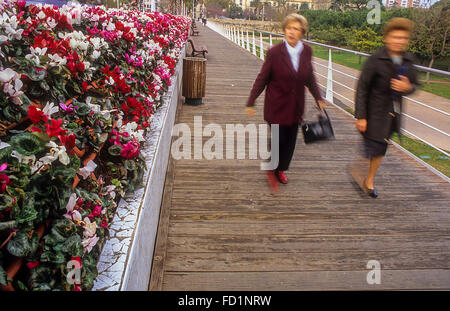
[
  {"left": 352, "top": 17, "right": 419, "bottom": 198},
  {"left": 202, "top": 17, "right": 207, "bottom": 26}
]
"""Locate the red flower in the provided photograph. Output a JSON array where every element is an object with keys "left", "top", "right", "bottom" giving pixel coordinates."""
[
  {"left": 28, "top": 105, "right": 48, "bottom": 124},
  {"left": 26, "top": 261, "right": 40, "bottom": 269},
  {"left": 76, "top": 62, "right": 85, "bottom": 72},
  {"left": 0, "top": 163, "right": 10, "bottom": 193},
  {"left": 71, "top": 256, "right": 82, "bottom": 266},
  {"left": 59, "top": 133, "right": 76, "bottom": 155},
  {"left": 120, "top": 140, "right": 139, "bottom": 159},
  {"left": 45, "top": 119, "right": 66, "bottom": 138},
  {"left": 88, "top": 205, "right": 102, "bottom": 218},
  {"left": 101, "top": 217, "right": 108, "bottom": 229}
]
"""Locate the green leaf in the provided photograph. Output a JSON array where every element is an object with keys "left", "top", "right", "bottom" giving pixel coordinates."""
[
  {"left": 40, "top": 251, "right": 65, "bottom": 264},
  {"left": 6, "top": 230, "right": 35, "bottom": 257},
  {"left": 0, "top": 220, "right": 17, "bottom": 231},
  {"left": 0, "top": 146, "right": 12, "bottom": 163},
  {"left": 17, "top": 196, "right": 38, "bottom": 224},
  {"left": 0, "top": 265, "right": 7, "bottom": 286},
  {"left": 10, "top": 132, "right": 45, "bottom": 156},
  {"left": 108, "top": 144, "right": 122, "bottom": 157},
  {"left": 16, "top": 280, "right": 29, "bottom": 291},
  {"left": 61, "top": 235, "right": 83, "bottom": 257},
  {"left": 0, "top": 194, "right": 15, "bottom": 210},
  {"left": 24, "top": 68, "right": 46, "bottom": 82},
  {"left": 124, "top": 159, "right": 136, "bottom": 171},
  {"left": 40, "top": 80, "right": 50, "bottom": 91},
  {"left": 75, "top": 103, "right": 91, "bottom": 116}
]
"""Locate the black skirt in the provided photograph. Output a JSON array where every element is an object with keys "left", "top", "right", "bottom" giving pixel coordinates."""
[{"left": 362, "top": 136, "right": 388, "bottom": 158}]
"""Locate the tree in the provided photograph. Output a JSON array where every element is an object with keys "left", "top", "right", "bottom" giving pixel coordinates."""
[
  {"left": 228, "top": 3, "right": 243, "bottom": 19},
  {"left": 410, "top": 0, "right": 449, "bottom": 82},
  {"left": 300, "top": 2, "right": 310, "bottom": 10}
]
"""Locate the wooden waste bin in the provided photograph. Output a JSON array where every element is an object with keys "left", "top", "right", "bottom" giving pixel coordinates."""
[{"left": 182, "top": 57, "right": 206, "bottom": 105}]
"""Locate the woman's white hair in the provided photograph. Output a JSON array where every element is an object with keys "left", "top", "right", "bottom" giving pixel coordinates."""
[{"left": 282, "top": 13, "right": 309, "bottom": 35}]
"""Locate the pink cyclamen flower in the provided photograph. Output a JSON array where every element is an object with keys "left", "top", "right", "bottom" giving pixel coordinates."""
[{"left": 0, "top": 163, "right": 10, "bottom": 192}]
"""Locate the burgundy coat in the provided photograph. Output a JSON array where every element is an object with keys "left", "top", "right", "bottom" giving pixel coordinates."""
[{"left": 246, "top": 42, "right": 323, "bottom": 126}]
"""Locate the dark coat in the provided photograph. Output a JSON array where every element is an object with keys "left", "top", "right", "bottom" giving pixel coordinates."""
[
  {"left": 355, "top": 47, "right": 419, "bottom": 143},
  {"left": 246, "top": 42, "right": 323, "bottom": 126}
]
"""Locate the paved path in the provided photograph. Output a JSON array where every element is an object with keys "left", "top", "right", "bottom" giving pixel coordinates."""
[{"left": 149, "top": 25, "right": 450, "bottom": 290}]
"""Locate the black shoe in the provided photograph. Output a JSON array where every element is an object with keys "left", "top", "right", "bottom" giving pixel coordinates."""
[{"left": 363, "top": 179, "right": 378, "bottom": 198}]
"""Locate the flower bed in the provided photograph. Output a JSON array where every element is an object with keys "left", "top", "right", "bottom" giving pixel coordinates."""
[{"left": 0, "top": 0, "right": 189, "bottom": 291}]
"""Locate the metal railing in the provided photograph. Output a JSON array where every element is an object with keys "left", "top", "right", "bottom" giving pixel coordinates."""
[{"left": 207, "top": 21, "right": 450, "bottom": 158}]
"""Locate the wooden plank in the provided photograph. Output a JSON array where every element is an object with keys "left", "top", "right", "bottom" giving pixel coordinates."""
[
  {"left": 167, "top": 235, "right": 450, "bottom": 253},
  {"left": 168, "top": 222, "right": 450, "bottom": 236},
  {"left": 162, "top": 270, "right": 450, "bottom": 290},
  {"left": 164, "top": 251, "right": 450, "bottom": 272}
]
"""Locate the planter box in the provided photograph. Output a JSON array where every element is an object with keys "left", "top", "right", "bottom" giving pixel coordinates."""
[{"left": 92, "top": 45, "right": 186, "bottom": 291}]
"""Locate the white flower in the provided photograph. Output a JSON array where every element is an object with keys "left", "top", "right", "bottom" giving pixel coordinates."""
[
  {"left": 46, "top": 17, "right": 57, "bottom": 29},
  {"left": 48, "top": 53, "right": 67, "bottom": 66},
  {"left": 91, "top": 50, "right": 101, "bottom": 60},
  {"left": 0, "top": 68, "right": 17, "bottom": 83},
  {"left": 42, "top": 102, "right": 59, "bottom": 118},
  {"left": 106, "top": 22, "right": 115, "bottom": 31},
  {"left": 78, "top": 41, "right": 88, "bottom": 51},
  {"left": 104, "top": 185, "right": 116, "bottom": 200},
  {"left": 45, "top": 141, "right": 70, "bottom": 166},
  {"left": 3, "top": 77, "right": 23, "bottom": 98},
  {"left": 37, "top": 11, "right": 46, "bottom": 20},
  {"left": 82, "top": 234, "right": 99, "bottom": 253},
  {"left": 120, "top": 122, "right": 144, "bottom": 142},
  {"left": 25, "top": 47, "right": 47, "bottom": 65},
  {"left": 78, "top": 160, "right": 97, "bottom": 180},
  {"left": 30, "top": 160, "right": 44, "bottom": 174},
  {"left": 83, "top": 217, "right": 97, "bottom": 238},
  {"left": 0, "top": 140, "right": 10, "bottom": 150},
  {"left": 82, "top": 217, "right": 99, "bottom": 253},
  {"left": 11, "top": 150, "right": 36, "bottom": 165},
  {"left": 63, "top": 193, "right": 82, "bottom": 222}
]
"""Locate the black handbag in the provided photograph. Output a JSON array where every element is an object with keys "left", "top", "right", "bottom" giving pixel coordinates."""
[{"left": 301, "top": 109, "right": 335, "bottom": 144}]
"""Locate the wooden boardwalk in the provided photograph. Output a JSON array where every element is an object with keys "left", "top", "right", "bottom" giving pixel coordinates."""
[{"left": 149, "top": 26, "right": 450, "bottom": 290}]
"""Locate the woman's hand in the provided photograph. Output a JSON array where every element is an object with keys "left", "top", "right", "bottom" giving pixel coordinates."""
[
  {"left": 356, "top": 119, "right": 367, "bottom": 133},
  {"left": 316, "top": 99, "right": 325, "bottom": 113},
  {"left": 391, "top": 75, "right": 412, "bottom": 93},
  {"left": 246, "top": 107, "right": 255, "bottom": 116}
]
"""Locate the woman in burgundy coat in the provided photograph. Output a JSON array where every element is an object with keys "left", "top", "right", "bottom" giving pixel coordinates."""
[{"left": 246, "top": 13, "right": 325, "bottom": 192}]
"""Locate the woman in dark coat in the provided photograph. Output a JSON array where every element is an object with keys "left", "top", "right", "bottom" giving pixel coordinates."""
[
  {"left": 355, "top": 17, "right": 419, "bottom": 197},
  {"left": 246, "top": 13, "right": 325, "bottom": 193}
]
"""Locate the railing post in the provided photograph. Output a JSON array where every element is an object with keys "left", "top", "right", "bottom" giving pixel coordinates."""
[
  {"left": 237, "top": 26, "right": 240, "bottom": 45},
  {"left": 269, "top": 33, "right": 273, "bottom": 48},
  {"left": 241, "top": 28, "right": 244, "bottom": 49},
  {"left": 259, "top": 32, "right": 264, "bottom": 60},
  {"left": 326, "top": 48, "right": 334, "bottom": 104},
  {"left": 232, "top": 25, "right": 236, "bottom": 42},
  {"left": 252, "top": 30, "right": 256, "bottom": 56},
  {"left": 246, "top": 29, "right": 250, "bottom": 52}
]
